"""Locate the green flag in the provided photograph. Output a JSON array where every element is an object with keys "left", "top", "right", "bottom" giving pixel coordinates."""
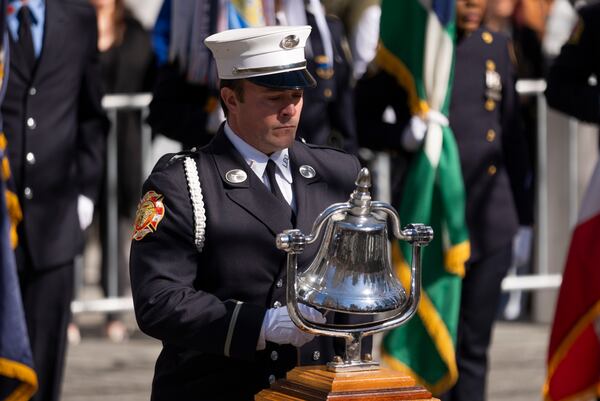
[{"left": 378, "top": 0, "right": 470, "bottom": 395}]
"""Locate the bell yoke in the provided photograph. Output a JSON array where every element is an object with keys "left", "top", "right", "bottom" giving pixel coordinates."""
[{"left": 277, "top": 168, "right": 434, "bottom": 371}]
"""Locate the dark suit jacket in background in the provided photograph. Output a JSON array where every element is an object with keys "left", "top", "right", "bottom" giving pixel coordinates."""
[
  {"left": 297, "top": 13, "right": 358, "bottom": 154},
  {"left": 545, "top": 2, "right": 600, "bottom": 124},
  {"left": 130, "top": 127, "right": 366, "bottom": 400},
  {"left": 2, "top": 0, "right": 109, "bottom": 270}
]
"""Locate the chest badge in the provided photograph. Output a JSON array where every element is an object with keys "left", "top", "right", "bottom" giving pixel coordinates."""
[
  {"left": 299, "top": 165, "right": 316, "bottom": 179},
  {"left": 133, "top": 190, "right": 165, "bottom": 241},
  {"left": 485, "top": 59, "right": 502, "bottom": 110},
  {"left": 225, "top": 169, "right": 247, "bottom": 184}
]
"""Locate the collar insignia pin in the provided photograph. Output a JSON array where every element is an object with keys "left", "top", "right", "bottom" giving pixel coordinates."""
[
  {"left": 299, "top": 165, "right": 316, "bottom": 179},
  {"left": 225, "top": 169, "right": 247, "bottom": 184}
]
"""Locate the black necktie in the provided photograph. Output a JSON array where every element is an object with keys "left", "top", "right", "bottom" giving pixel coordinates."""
[
  {"left": 266, "top": 159, "right": 295, "bottom": 225},
  {"left": 17, "top": 6, "right": 36, "bottom": 72},
  {"left": 266, "top": 160, "right": 288, "bottom": 206}
]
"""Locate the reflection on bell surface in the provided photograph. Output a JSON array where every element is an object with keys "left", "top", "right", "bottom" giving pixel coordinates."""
[
  {"left": 297, "top": 212, "right": 406, "bottom": 314},
  {"left": 277, "top": 167, "right": 433, "bottom": 371}
]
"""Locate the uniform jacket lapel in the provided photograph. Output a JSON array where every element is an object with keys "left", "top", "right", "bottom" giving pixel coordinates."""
[
  {"left": 33, "top": 0, "right": 67, "bottom": 81},
  {"left": 209, "top": 129, "right": 293, "bottom": 236},
  {"left": 8, "top": 27, "right": 32, "bottom": 82},
  {"left": 289, "top": 143, "right": 327, "bottom": 236}
]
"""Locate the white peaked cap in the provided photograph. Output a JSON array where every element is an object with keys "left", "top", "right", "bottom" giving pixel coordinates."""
[{"left": 204, "top": 25, "right": 316, "bottom": 89}]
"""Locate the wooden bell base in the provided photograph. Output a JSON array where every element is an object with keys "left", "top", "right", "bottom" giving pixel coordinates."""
[{"left": 255, "top": 365, "right": 438, "bottom": 401}]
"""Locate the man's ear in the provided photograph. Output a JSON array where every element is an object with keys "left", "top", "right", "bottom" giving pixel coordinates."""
[{"left": 221, "top": 87, "right": 238, "bottom": 114}]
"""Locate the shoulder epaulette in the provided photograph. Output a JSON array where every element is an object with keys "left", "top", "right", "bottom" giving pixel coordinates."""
[
  {"left": 152, "top": 148, "right": 199, "bottom": 173},
  {"left": 303, "top": 141, "right": 350, "bottom": 155}
]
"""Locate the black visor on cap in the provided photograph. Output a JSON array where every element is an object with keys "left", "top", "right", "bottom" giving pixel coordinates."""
[{"left": 247, "top": 69, "right": 316, "bottom": 89}]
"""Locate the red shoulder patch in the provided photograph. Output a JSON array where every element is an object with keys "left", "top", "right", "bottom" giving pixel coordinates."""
[{"left": 132, "top": 191, "right": 165, "bottom": 240}]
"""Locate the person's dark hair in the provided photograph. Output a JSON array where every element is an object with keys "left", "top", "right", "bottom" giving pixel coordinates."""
[{"left": 219, "top": 79, "right": 245, "bottom": 117}]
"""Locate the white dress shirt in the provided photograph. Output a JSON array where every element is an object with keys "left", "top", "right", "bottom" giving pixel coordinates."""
[{"left": 224, "top": 122, "right": 296, "bottom": 211}]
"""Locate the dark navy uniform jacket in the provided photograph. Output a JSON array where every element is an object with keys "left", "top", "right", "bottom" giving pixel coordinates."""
[
  {"left": 298, "top": 13, "right": 358, "bottom": 154},
  {"left": 546, "top": 3, "right": 600, "bottom": 124},
  {"left": 355, "top": 28, "right": 533, "bottom": 263},
  {"left": 129, "top": 126, "right": 363, "bottom": 400},
  {"left": 450, "top": 27, "right": 533, "bottom": 262}
]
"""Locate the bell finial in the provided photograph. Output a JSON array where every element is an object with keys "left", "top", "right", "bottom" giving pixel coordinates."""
[
  {"left": 349, "top": 168, "right": 372, "bottom": 215},
  {"left": 355, "top": 168, "right": 371, "bottom": 190}
]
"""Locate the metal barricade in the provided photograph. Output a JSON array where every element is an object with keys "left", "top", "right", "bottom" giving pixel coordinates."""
[
  {"left": 72, "top": 93, "right": 152, "bottom": 315},
  {"left": 73, "top": 81, "right": 578, "bottom": 314}
]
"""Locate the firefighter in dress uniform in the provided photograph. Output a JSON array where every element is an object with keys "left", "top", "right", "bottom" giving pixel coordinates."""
[{"left": 129, "top": 25, "right": 367, "bottom": 401}]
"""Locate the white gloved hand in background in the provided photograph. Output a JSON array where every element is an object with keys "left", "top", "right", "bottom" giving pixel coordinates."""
[
  {"left": 401, "top": 111, "right": 450, "bottom": 152},
  {"left": 512, "top": 225, "right": 533, "bottom": 268},
  {"left": 77, "top": 194, "right": 94, "bottom": 231},
  {"left": 257, "top": 304, "right": 326, "bottom": 350},
  {"left": 401, "top": 115, "right": 428, "bottom": 152}
]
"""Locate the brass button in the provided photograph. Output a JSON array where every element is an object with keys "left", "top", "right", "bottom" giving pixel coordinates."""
[
  {"left": 485, "top": 99, "right": 496, "bottom": 111},
  {"left": 323, "top": 88, "right": 332, "bottom": 98},
  {"left": 273, "top": 301, "right": 282, "bottom": 308},
  {"left": 482, "top": 31, "right": 493, "bottom": 44},
  {"left": 486, "top": 60, "right": 496, "bottom": 71},
  {"left": 486, "top": 129, "right": 496, "bottom": 142},
  {"left": 275, "top": 279, "right": 283, "bottom": 288},
  {"left": 270, "top": 351, "right": 278, "bottom": 361},
  {"left": 312, "top": 351, "right": 321, "bottom": 361},
  {"left": 487, "top": 165, "right": 497, "bottom": 176}
]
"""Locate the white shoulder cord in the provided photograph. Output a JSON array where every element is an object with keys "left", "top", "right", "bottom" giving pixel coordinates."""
[{"left": 183, "top": 157, "right": 206, "bottom": 252}]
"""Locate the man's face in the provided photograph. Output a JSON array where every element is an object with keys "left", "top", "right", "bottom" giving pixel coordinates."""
[
  {"left": 456, "top": 0, "right": 488, "bottom": 35},
  {"left": 222, "top": 80, "right": 303, "bottom": 155}
]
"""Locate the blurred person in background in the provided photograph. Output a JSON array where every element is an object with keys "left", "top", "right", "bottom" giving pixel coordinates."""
[
  {"left": 545, "top": 1, "right": 600, "bottom": 128},
  {"left": 322, "top": 0, "right": 381, "bottom": 81},
  {"left": 148, "top": 0, "right": 358, "bottom": 154},
  {"left": 443, "top": 0, "right": 533, "bottom": 399},
  {"left": 485, "top": 0, "right": 550, "bottom": 78},
  {"left": 542, "top": 0, "right": 578, "bottom": 61},
  {"left": 355, "top": 0, "right": 533, "bottom": 398},
  {"left": 484, "top": 0, "right": 546, "bottom": 322},
  {"left": 1, "top": 0, "right": 109, "bottom": 399},
  {"left": 89, "top": 0, "right": 156, "bottom": 343},
  {"left": 275, "top": 0, "right": 358, "bottom": 153},
  {"left": 542, "top": 5, "right": 600, "bottom": 400}
]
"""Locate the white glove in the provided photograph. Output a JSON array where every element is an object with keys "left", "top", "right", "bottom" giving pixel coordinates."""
[
  {"left": 77, "top": 194, "right": 94, "bottom": 231},
  {"left": 401, "top": 111, "right": 450, "bottom": 152},
  {"left": 512, "top": 225, "right": 533, "bottom": 268},
  {"left": 256, "top": 304, "right": 326, "bottom": 350},
  {"left": 401, "top": 115, "right": 428, "bottom": 152}
]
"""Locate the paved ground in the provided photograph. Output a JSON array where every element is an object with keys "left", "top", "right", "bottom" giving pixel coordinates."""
[{"left": 61, "top": 316, "right": 550, "bottom": 401}]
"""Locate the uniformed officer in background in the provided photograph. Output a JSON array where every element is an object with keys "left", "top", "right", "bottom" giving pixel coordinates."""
[
  {"left": 545, "top": 1, "right": 600, "bottom": 128},
  {"left": 129, "top": 25, "right": 365, "bottom": 400},
  {"left": 445, "top": 0, "right": 533, "bottom": 399},
  {"left": 355, "top": 0, "right": 533, "bottom": 399}
]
